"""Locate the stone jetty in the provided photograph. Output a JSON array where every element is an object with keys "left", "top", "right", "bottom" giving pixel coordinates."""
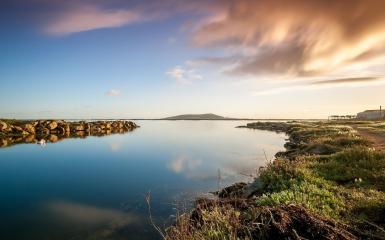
[{"left": 0, "top": 120, "right": 138, "bottom": 148}]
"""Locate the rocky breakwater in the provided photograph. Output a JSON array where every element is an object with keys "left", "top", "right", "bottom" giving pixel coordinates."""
[
  {"left": 0, "top": 120, "right": 138, "bottom": 148},
  {"left": 238, "top": 121, "right": 290, "bottom": 132}
]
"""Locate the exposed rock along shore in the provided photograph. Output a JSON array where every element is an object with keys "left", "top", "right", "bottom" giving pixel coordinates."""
[{"left": 0, "top": 120, "right": 138, "bottom": 148}]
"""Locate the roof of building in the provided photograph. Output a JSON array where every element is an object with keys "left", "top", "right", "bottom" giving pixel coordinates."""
[{"left": 360, "top": 110, "right": 382, "bottom": 113}]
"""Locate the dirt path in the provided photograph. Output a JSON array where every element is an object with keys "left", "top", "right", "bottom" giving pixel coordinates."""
[{"left": 353, "top": 126, "right": 385, "bottom": 151}]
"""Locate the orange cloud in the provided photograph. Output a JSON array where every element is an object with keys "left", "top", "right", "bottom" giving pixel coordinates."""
[{"left": 192, "top": 0, "right": 385, "bottom": 76}]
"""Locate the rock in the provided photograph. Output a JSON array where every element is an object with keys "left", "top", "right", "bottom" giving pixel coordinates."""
[
  {"left": 36, "top": 127, "right": 50, "bottom": 135},
  {"left": 59, "top": 123, "right": 70, "bottom": 133},
  {"left": 47, "top": 121, "right": 58, "bottom": 130},
  {"left": 56, "top": 126, "right": 66, "bottom": 135},
  {"left": 12, "top": 126, "right": 24, "bottom": 133},
  {"left": 84, "top": 123, "right": 91, "bottom": 131},
  {"left": 71, "top": 124, "right": 85, "bottom": 131},
  {"left": 23, "top": 124, "right": 35, "bottom": 134},
  {"left": 0, "top": 121, "right": 8, "bottom": 131},
  {"left": 128, "top": 121, "right": 136, "bottom": 128},
  {"left": 217, "top": 182, "right": 248, "bottom": 198}
]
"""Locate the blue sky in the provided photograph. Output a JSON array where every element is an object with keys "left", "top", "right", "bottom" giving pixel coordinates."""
[{"left": 1, "top": 0, "right": 385, "bottom": 119}]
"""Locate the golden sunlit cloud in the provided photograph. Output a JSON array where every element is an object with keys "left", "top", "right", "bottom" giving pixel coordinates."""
[{"left": 192, "top": 0, "right": 385, "bottom": 78}]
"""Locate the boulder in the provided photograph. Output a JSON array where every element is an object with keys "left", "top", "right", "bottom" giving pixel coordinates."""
[
  {"left": 128, "top": 121, "right": 136, "bottom": 128},
  {"left": 59, "top": 123, "right": 70, "bottom": 133},
  {"left": 0, "top": 121, "right": 8, "bottom": 131},
  {"left": 47, "top": 121, "right": 58, "bottom": 130},
  {"left": 84, "top": 123, "right": 91, "bottom": 130},
  {"left": 23, "top": 124, "right": 35, "bottom": 134},
  {"left": 12, "top": 126, "right": 24, "bottom": 133},
  {"left": 56, "top": 126, "right": 66, "bottom": 135},
  {"left": 71, "top": 124, "right": 85, "bottom": 131},
  {"left": 36, "top": 127, "right": 50, "bottom": 135}
]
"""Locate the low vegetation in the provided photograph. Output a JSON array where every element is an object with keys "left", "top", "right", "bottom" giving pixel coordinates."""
[{"left": 165, "top": 121, "right": 385, "bottom": 239}]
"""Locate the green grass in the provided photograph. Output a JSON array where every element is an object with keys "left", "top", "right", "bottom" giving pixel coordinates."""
[
  {"left": 254, "top": 160, "right": 344, "bottom": 218},
  {"left": 311, "top": 147, "right": 385, "bottom": 190}
]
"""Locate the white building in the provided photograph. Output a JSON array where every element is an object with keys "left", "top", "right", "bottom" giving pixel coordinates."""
[{"left": 356, "top": 110, "right": 385, "bottom": 120}]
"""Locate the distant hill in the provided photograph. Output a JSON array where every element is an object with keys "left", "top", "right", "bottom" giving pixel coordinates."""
[{"left": 162, "top": 113, "right": 231, "bottom": 120}]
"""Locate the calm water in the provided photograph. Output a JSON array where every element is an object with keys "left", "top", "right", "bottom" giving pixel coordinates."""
[{"left": 0, "top": 121, "right": 286, "bottom": 240}]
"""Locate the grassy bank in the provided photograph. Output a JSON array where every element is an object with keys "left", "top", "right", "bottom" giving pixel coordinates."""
[{"left": 165, "top": 121, "right": 385, "bottom": 239}]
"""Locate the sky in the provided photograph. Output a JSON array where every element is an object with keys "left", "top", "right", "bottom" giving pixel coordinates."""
[{"left": 1, "top": 0, "right": 385, "bottom": 119}]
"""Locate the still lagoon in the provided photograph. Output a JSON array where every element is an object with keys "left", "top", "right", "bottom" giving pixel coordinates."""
[{"left": 0, "top": 121, "right": 286, "bottom": 240}]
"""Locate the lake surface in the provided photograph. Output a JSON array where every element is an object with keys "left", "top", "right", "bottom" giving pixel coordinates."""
[{"left": 0, "top": 121, "right": 286, "bottom": 240}]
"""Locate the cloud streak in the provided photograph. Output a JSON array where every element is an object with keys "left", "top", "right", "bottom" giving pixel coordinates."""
[
  {"left": 310, "top": 77, "right": 383, "bottom": 85},
  {"left": 41, "top": 0, "right": 216, "bottom": 36},
  {"left": 44, "top": 5, "right": 142, "bottom": 35},
  {"left": 253, "top": 76, "right": 385, "bottom": 96}
]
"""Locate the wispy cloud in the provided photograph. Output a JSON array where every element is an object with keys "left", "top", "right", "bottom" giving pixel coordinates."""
[
  {"left": 310, "top": 77, "right": 383, "bottom": 85},
  {"left": 106, "top": 89, "right": 120, "bottom": 96},
  {"left": 41, "top": 0, "right": 215, "bottom": 36},
  {"left": 253, "top": 76, "right": 385, "bottom": 96},
  {"left": 44, "top": 6, "right": 142, "bottom": 36},
  {"left": 166, "top": 66, "right": 202, "bottom": 85}
]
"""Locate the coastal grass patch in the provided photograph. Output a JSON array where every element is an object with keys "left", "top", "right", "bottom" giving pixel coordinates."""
[
  {"left": 256, "top": 160, "right": 345, "bottom": 218},
  {"left": 166, "top": 121, "right": 385, "bottom": 239},
  {"left": 343, "top": 188, "right": 385, "bottom": 224},
  {"left": 310, "top": 147, "right": 385, "bottom": 190}
]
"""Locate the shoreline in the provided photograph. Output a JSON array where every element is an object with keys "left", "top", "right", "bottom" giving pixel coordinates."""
[
  {"left": 166, "top": 121, "right": 385, "bottom": 239},
  {"left": 0, "top": 119, "right": 138, "bottom": 148}
]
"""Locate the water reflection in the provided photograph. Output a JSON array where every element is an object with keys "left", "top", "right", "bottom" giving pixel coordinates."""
[
  {"left": 47, "top": 201, "right": 135, "bottom": 225},
  {"left": 167, "top": 154, "right": 202, "bottom": 175}
]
